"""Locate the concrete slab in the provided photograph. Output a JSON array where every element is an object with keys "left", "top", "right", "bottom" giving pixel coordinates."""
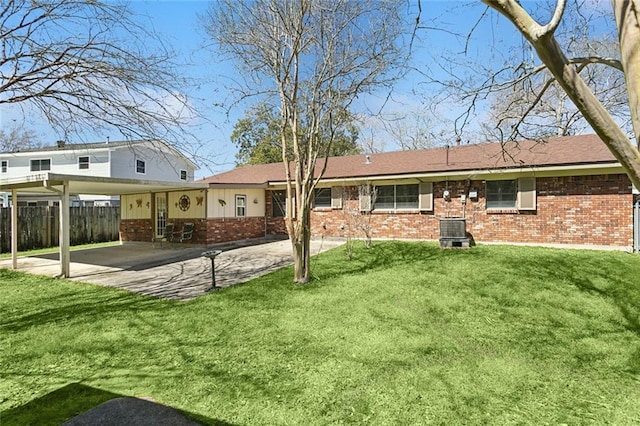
[{"left": 0, "top": 238, "right": 344, "bottom": 301}]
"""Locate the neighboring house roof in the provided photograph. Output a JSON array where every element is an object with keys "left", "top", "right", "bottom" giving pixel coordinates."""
[
  {"left": 199, "top": 134, "right": 619, "bottom": 185},
  {"left": 2, "top": 139, "right": 198, "bottom": 170}
]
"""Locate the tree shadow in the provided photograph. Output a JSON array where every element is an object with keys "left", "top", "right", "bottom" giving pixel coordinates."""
[
  {"left": 486, "top": 248, "right": 640, "bottom": 374},
  {"left": 0, "top": 382, "right": 232, "bottom": 426}
]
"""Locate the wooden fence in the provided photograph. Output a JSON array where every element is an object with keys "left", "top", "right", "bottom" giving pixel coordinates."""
[{"left": 0, "top": 206, "right": 120, "bottom": 253}]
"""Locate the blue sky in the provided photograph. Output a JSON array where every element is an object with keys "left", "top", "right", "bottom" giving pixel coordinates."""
[
  {"left": 124, "top": 0, "right": 517, "bottom": 177},
  {"left": 1, "top": 1, "right": 614, "bottom": 178}
]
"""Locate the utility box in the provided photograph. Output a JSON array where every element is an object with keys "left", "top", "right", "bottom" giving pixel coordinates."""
[{"left": 439, "top": 218, "right": 470, "bottom": 249}]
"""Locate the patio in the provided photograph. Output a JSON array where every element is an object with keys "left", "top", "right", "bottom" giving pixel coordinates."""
[{"left": 0, "top": 238, "right": 344, "bottom": 301}]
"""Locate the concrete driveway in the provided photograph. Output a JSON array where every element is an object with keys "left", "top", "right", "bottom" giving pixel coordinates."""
[{"left": 0, "top": 238, "right": 344, "bottom": 301}]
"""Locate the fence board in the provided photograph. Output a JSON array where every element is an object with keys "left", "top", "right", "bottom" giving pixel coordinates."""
[{"left": 0, "top": 206, "right": 120, "bottom": 253}]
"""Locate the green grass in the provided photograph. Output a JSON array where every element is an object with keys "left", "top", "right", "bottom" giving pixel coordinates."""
[
  {"left": 0, "top": 241, "right": 120, "bottom": 259},
  {"left": 1, "top": 242, "right": 639, "bottom": 425}
]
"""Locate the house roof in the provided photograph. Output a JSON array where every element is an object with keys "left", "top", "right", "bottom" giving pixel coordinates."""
[
  {"left": 2, "top": 139, "right": 198, "bottom": 170},
  {"left": 199, "top": 134, "right": 619, "bottom": 185}
]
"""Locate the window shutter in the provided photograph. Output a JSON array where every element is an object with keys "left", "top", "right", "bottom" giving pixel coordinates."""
[
  {"left": 359, "top": 185, "right": 372, "bottom": 212},
  {"left": 331, "top": 187, "right": 343, "bottom": 209},
  {"left": 419, "top": 182, "right": 433, "bottom": 211},
  {"left": 517, "top": 177, "right": 536, "bottom": 210}
]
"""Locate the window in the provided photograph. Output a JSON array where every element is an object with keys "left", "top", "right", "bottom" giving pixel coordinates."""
[
  {"left": 180, "top": 169, "right": 188, "bottom": 181},
  {"left": 135, "top": 159, "right": 146, "bottom": 174},
  {"left": 486, "top": 180, "right": 517, "bottom": 209},
  {"left": 78, "top": 156, "right": 90, "bottom": 170},
  {"left": 373, "top": 184, "right": 419, "bottom": 210},
  {"left": 313, "top": 188, "right": 332, "bottom": 208},
  {"left": 1, "top": 160, "right": 7, "bottom": 173},
  {"left": 235, "top": 195, "right": 246, "bottom": 217},
  {"left": 30, "top": 159, "right": 51, "bottom": 172},
  {"left": 271, "top": 190, "right": 286, "bottom": 217}
]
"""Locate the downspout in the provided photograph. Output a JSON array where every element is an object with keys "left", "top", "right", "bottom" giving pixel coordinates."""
[{"left": 634, "top": 194, "right": 639, "bottom": 253}]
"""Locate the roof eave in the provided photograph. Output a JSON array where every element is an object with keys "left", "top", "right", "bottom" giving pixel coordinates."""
[{"left": 267, "top": 162, "right": 624, "bottom": 186}]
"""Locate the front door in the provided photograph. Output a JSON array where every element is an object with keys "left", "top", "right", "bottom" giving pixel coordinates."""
[{"left": 156, "top": 194, "right": 167, "bottom": 239}]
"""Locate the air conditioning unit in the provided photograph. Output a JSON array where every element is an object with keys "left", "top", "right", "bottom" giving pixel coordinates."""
[{"left": 439, "top": 217, "right": 470, "bottom": 249}]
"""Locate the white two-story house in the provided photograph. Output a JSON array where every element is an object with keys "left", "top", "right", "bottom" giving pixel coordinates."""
[{"left": 0, "top": 139, "right": 198, "bottom": 207}]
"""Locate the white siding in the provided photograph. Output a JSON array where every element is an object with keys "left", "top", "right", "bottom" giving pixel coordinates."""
[
  {"left": 109, "top": 146, "right": 195, "bottom": 181},
  {"left": 207, "top": 188, "right": 265, "bottom": 218},
  {"left": 0, "top": 150, "right": 111, "bottom": 180}
]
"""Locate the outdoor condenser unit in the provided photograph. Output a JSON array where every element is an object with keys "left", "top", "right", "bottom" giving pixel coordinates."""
[{"left": 439, "top": 217, "right": 470, "bottom": 249}]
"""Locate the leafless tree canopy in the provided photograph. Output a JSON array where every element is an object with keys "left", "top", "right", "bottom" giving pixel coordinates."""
[
  {"left": 0, "top": 126, "right": 39, "bottom": 151},
  {"left": 0, "top": 0, "right": 194, "bottom": 143},
  {"left": 480, "top": 0, "right": 640, "bottom": 189},
  {"left": 203, "top": 0, "right": 412, "bottom": 282}
]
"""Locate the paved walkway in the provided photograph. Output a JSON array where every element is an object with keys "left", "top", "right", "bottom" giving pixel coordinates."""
[{"left": 0, "top": 238, "right": 344, "bottom": 301}]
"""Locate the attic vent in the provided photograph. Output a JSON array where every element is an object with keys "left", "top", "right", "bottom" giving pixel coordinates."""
[{"left": 364, "top": 155, "right": 371, "bottom": 164}]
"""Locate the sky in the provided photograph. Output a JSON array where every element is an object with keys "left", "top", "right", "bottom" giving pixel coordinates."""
[{"left": 0, "top": 0, "right": 615, "bottom": 179}]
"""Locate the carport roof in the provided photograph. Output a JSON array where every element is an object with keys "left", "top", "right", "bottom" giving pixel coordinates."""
[{"left": 0, "top": 172, "right": 208, "bottom": 195}]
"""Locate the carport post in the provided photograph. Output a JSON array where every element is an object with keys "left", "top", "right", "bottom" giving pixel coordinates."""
[
  {"left": 59, "top": 181, "right": 70, "bottom": 278},
  {"left": 11, "top": 189, "right": 18, "bottom": 269}
]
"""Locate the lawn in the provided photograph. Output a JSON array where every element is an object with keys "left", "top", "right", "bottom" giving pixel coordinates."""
[{"left": 1, "top": 241, "right": 639, "bottom": 425}]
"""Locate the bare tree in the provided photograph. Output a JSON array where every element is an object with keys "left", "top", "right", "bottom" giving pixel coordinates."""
[
  {"left": 204, "top": 0, "right": 412, "bottom": 283},
  {"left": 341, "top": 184, "right": 377, "bottom": 259},
  {"left": 381, "top": 109, "right": 456, "bottom": 150},
  {"left": 477, "top": 0, "right": 640, "bottom": 189},
  {"left": 0, "top": 0, "right": 194, "bottom": 144},
  {"left": 0, "top": 126, "right": 40, "bottom": 151},
  {"left": 481, "top": 31, "right": 629, "bottom": 141}
]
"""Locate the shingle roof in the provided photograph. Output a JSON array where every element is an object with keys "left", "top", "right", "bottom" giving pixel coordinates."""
[{"left": 199, "top": 134, "right": 618, "bottom": 185}]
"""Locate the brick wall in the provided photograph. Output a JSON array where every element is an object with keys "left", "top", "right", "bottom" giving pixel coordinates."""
[
  {"left": 120, "top": 219, "right": 154, "bottom": 242},
  {"left": 271, "top": 174, "right": 633, "bottom": 248},
  {"left": 204, "top": 217, "right": 265, "bottom": 244},
  {"left": 121, "top": 217, "right": 267, "bottom": 245}
]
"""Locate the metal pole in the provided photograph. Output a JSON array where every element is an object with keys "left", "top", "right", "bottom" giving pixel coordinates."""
[{"left": 210, "top": 257, "right": 216, "bottom": 288}]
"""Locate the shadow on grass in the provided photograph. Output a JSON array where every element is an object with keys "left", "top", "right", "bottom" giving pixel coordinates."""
[
  {"left": 0, "top": 383, "right": 232, "bottom": 426},
  {"left": 311, "top": 240, "right": 483, "bottom": 281},
  {"left": 0, "top": 284, "right": 171, "bottom": 334},
  {"left": 486, "top": 247, "right": 640, "bottom": 374}
]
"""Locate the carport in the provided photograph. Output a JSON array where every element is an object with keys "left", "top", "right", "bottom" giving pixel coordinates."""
[{"left": 1, "top": 172, "right": 208, "bottom": 277}]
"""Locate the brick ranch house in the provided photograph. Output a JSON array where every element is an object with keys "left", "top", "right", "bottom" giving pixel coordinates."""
[{"left": 120, "top": 134, "right": 639, "bottom": 251}]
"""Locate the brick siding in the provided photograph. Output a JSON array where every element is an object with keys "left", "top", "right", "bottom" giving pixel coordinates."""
[
  {"left": 271, "top": 174, "right": 633, "bottom": 248},
  {"left": 204, "top": 217, "right": 265, "bottom": 244},
  {"left": 121, "top": 217, "right": 266, "bottom": 245}
]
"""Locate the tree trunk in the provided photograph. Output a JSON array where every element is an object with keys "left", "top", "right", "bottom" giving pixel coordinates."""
[
  {"left": 613, "top": 0, "right": 640, "bottom": 148},
  {"left": 484, "top": 0, "right": 640, "bottom": 190}
]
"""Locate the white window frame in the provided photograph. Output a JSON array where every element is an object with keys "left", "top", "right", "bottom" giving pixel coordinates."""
[
  {"left": 30, "top": 158, "right": 51, "bottom": 172},
  {"left": 135, "top": 158, "right": 146, "bottom": 175},
  {"left": 1, "top": 160, "right": 7, "bottom": 173},
  {"left": 235, "top": 194, "right": 247, "bottom": 217},
  {"left": 180, "top": 169, "right": 188, "bottom": 181},
  {"left": 78, "top": 156, "right": 90, "bottom": 170}
]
